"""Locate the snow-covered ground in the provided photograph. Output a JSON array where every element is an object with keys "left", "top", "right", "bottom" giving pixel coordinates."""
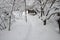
[{"left": 0, "top": 14, "right": 60, "bottom": 40}]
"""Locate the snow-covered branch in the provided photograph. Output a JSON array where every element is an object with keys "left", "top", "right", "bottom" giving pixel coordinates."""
[
  {"left": 46, "top": 12, "right": 60, "bottom": 20},
  {"left": 46, "top": 0, "right": 56, "bottom": 16}
]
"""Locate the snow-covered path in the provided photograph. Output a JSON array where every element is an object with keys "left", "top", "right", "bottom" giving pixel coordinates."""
[
  {"left": 0, "top": 15, "right": 60, "bottom": 40},
  {"left": 26, "top": 15, "right": 60, "bottom": 40}
]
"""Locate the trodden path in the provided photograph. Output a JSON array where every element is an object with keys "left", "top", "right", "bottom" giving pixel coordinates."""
[{"left": 0, "top": 15, "right": 60, "bottom": 40}]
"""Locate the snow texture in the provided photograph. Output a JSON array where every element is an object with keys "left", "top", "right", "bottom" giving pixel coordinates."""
[
  {"left": 0, "top": 14, "right": 60, "bottom": 40},
  {"left": 0, "top": 0, "right": 60, "bottom": 40}
]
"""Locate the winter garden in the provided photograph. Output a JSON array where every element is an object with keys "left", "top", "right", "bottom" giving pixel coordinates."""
[{"left": 0, "top": 0, "right": 60, "bottom": 40}]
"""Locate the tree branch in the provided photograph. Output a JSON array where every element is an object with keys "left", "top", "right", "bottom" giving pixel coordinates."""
[
  {"left": 43, "top": 0, "right": 49, "bottom": 9},
  {"left": 46, "top": 0, "right": 56, "bottom": 16},
  {"left": 38, "top": 0, "right": 41, "bottom": 3},
  {"left": 46, "top": 12, "right": 60, "bottom": 20}
]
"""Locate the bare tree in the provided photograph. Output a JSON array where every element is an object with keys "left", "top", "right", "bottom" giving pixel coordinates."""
[
  {"left": 45, "top": 0, "right": 60, "bottom": 25},
  {"left": 9, "top": 0, "right": 16, "bottom": 31},
  {"left": 37, "top": 0, "right": 60, "bottom": 25},
  {"left": 24, "top": 0, "right": 27, "bottom": 22}
]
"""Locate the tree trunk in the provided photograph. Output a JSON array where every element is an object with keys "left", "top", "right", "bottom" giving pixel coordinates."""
[
  {"left": 57, "top": 18, "right": 60, "bottom": 33},
  {"left": 41, "top": 7, "right": 44, "bottom": 17},
  {"left": 24, "top": 0, "right": 27, "bottom": 22},
  {"left": 9, "top": 0, "right": 16, "bottom": 31},
  {"left": 9, "top": 16, "right": 11, "bottom": 31},
  {"left": 43, "top": 20, "right": 46, "bottom": 25}
]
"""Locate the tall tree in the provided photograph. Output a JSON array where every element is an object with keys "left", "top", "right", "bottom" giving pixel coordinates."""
[
  {"left": 9, "top": 0, "right": 16, "bottom": 30},
  {"left": 37, "top": 0, "right": 60, "bottom": 25},
  {"left": 24, "top": 0, "right": 27, "bottom": 22}
]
